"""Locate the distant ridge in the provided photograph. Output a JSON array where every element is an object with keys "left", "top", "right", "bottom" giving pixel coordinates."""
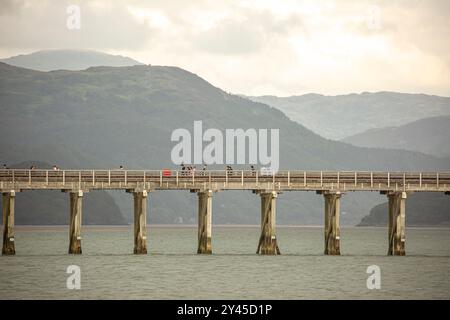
[
  {"left": 343, "top": 115, "right": 450, "bottom": 158},
  {"left": 249, "top": 92, "right": 450, "bottom": 140},
  {"left": 0, "top": 49, "right": 144, "bottom": 71},
  {"left": 358, "top": 192, "right": 450, "bottom": 227}
]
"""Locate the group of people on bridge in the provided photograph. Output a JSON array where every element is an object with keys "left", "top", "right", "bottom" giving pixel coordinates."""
[{"left": 178, "top": 163, "right": 258, "bottom": 176}]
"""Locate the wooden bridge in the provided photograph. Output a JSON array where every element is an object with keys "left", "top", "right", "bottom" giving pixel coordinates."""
[{"left": 1, "top": 169, "right": 450, "bottom": 256}]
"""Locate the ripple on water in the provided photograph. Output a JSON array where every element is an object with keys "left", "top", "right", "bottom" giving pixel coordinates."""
[{"left": 0, "top": 226, "right": 450, "bottom": 299}]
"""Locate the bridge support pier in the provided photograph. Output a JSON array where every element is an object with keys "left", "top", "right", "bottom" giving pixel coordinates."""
[
  {"left": 69, "top": 190, "right": 83, "bottom": 254},
  {"left": 197, "top": 190, "right": 212, "bottom": 254},
  {"left": 387, "top": 191, "right": 406, "bottom": 256},
  {"left": 323, "top": 191, "right": 341, "bottom": 255},
  {"left": 133, "top": 191, "right": 148, "bottom": 254},
  {"left": 2, "top": 191, "right": 16, "bottom": 255},
  {"left": 257, "top": 191, "right": 280, "bottom": 255}
]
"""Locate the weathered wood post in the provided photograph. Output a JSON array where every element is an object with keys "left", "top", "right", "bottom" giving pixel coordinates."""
[
  {"left": 2, "top": 191, "right": 16, "bottom": 255},
  {"left": 387, "top": 191, "right": 406, "bottom": 256},
  {"left": 197, "top": 190, "right": 212, "bottom": 254},
  {"left": 133, "top": 190, "right": 148, "bottom": 254},
  {"left": 69, "top": 190, "right": 83, "bottom": 254},
  {"left": 323, "top": 191, "right": 341, "bottom": 255},
  {"left": 257, "top": 191, "right": 280, "bottom": 255}
]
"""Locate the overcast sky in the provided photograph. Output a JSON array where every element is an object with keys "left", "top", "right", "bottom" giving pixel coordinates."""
[{"left": 0, "top": 0, "right": 449, "bottom": 96}]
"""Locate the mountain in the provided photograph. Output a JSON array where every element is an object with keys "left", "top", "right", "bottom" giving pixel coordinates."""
[
  {"left": 342, "top": 116, "right": 450, "bottom": 158},
  {"left": 0, "top": 161, "right": 127, "bottom": 225},
  {"left": 358, "top": 193, "right": 450, "bottom": 227},
  {"left": 1, "top": 61, "right": 449, "bottom": 226},
  {"left": 0, "top": 50, "right": 144, "bottom": 71},
  {"left": 248, "top": 92, "right": 450, "bottom": 140}
]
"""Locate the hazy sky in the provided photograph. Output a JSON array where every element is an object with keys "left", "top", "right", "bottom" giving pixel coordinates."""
[{"left": 0, "top": 0, "right": 449, "bottom": 96}]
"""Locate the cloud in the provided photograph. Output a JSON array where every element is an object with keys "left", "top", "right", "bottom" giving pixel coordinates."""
[
  {"left": 195, "top": 21, "right": 264, "bottom": 55},
  {"left": 0, "top": 0, "right": 26, "bottom": 16},
  {"left": 0, "top": 1, "right": 150, "bottom": 51},
  {"left": 191, "top": 8, "right": 299, "bottom": 56}
]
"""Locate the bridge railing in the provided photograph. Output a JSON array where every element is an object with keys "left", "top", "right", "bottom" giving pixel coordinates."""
[{"left": 0, "top": 169, "right": 449, "bottom": 190}]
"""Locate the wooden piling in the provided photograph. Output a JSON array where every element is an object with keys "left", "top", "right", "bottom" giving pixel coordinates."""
[
  {"left": 387, "top": 191, "right": 406, "bottom": 256},
  {"left": 257, "top": 191, "right": 280, "bottom": 255},
  {"left": 197, "top": 190, "right": 212, "bottom": 254},
  {"left": 133, "top": 190, "right": 148, "bottom": 254},
  {"left": 324, "top": 191, "right": 341, "bottom": 255},
  {"left": 69, "top": 190, "right": 83, "bottom": 254},
  {"left": 2, "top": 191, "right": 16, "bottom": 255}
]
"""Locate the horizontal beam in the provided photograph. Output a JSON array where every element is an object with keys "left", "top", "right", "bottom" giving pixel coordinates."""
[{"left": 1, "top": 169, "right": 449, "bottom": 192}]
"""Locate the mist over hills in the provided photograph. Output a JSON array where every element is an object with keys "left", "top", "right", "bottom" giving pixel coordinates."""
[
  {"left": 1, "top": 52, "right": 449, "bottom": 225},
  {"left": 343, "top": 116, "right": 450, "bottom": 158},
  {"left": 249, "top": 93, "right": 450, "bottom": 140},
  {"left": 0, "top": 50, "right": 144, "bottom": 71}
]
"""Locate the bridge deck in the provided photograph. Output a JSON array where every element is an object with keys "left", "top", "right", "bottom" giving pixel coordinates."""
[{"left": 1, "top": 169, "right": 449, "bottom": 192}]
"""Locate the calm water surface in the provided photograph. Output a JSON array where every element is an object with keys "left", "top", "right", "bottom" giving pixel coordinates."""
[{"left": 1, "top": 226, "right": 449, "bottom": 299}]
